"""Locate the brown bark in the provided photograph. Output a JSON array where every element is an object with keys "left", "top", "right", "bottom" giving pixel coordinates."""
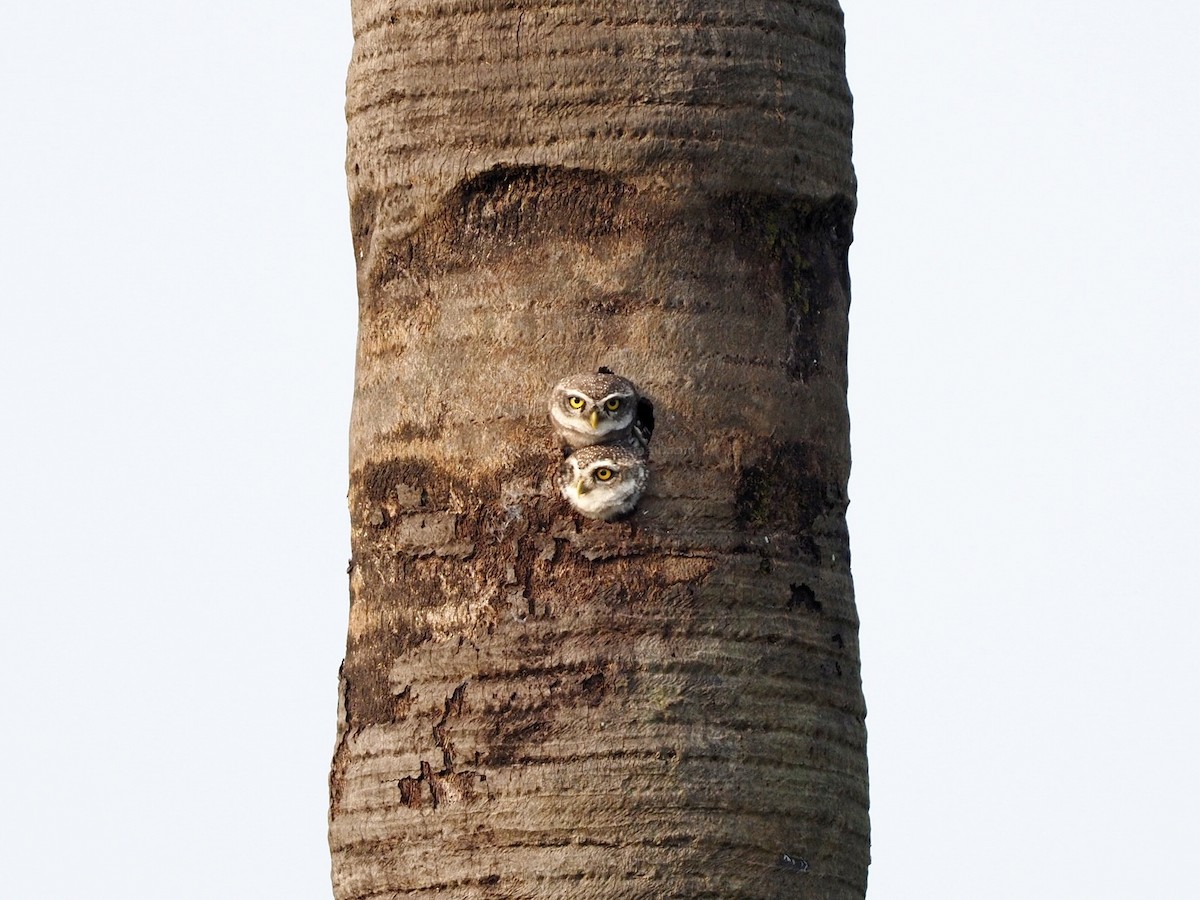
[{"left": 331, "top": 1, "right": 866, "bottom": 897}]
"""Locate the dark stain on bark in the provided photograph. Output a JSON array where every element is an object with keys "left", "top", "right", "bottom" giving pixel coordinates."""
[
  {"left": 349, "top": 185, "right": 381, "bottom": 279},
  {"left": 734, "top": 440, "right": 831, "bottom": 532},
  {"left": 820, "top": 659, "right": 844, "bottom": 679},
  {"left": 359, "top": 456, "right": 454, "bottom": 510},
  {"left": 363, "top": 164, "right": 639, "bottom": 313},
  {"left": 383, "top": 415, "right": 446, "bottom": 444},
  {"left": 488, "top": 719, "right": 554, "bottom": 768},
  {"left": 483, "top": 659, "right": 616, "bottom": 766},
  {"left": 718, "top": 193, "right": 854, "bottom": 381}
]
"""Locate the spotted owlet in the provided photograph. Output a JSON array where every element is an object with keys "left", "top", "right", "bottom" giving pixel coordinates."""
[
  {"left": 557, "top": 440, "right": 650, "bottom": 521},
  {"left": 548, "top": 368, "right": 655, "bottom": 454}
]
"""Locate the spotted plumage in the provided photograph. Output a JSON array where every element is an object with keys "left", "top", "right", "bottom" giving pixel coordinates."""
[
  {"left": 548, "top": 368, "right": 654, "bottom": 454},
  {"left": 549, "top": 367, "right": 655, "bottom": 519},
  {"left": 557, "top": 440, "right": 650, "bottom": 521}
]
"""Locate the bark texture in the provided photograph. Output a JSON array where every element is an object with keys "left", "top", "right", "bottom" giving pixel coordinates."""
[{"left": 332, "top": 1, "right": 865, "bottom": 897}]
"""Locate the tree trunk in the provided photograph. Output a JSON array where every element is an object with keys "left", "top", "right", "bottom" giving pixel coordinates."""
[{"left": 330, "top": 1, "right": 865, "bottom": 897}]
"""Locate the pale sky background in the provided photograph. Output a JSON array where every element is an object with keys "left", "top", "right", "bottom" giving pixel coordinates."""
[{"left": 1, "top": 2, "right": 1197, "bottom": 897}]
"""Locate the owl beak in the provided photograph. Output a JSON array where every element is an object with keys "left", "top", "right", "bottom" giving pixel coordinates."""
[
  {"left": 576, "top": 480, "right": 591, "bottom": 495},
  {"left": 588, "top": 409, "right": 599, "bottom": 429}
]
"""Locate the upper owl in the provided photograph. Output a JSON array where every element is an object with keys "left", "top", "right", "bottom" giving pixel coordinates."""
[{"left": 548, "top": 368, "right": 654, "bottom": 452}]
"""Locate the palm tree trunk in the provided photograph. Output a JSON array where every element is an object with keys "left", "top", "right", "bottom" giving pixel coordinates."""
[{"left": 331, "top": 1, "right": 865, "bottom": 897}]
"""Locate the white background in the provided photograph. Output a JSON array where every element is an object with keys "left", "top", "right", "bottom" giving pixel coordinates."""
[{"left": 1, "top": 2, "right": 1196, "bottom": 896}]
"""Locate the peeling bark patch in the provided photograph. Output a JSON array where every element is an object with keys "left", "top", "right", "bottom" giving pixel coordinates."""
[
  {"left": 354, "top": 453, "right": 548, "bottom": 530},
  {"left": 788, "top": 583, "right": 821, "bottom": 614},
  {"left": 358, "top": 456, "right": 460, "bottom": 511},
  {"left": 344, "top": 441, "right": 724, "bottom": 730},
  {"left": 394, "top": 683, "right": 415, "bottom": 718},
  {"left": 445, "top": 681, "right": 468, "bottom": 718},
  {"left": 433, "top": 682, "right": 470, "bottom": 766},
  {"left": 396, "top": 759, "right": 486, "bottom": 810},
  {"left": 396, "top": 683, "right": 486, "bottom": 810},
  {"left": 397, "top": 762, "right": 430, "bottom": 808}
]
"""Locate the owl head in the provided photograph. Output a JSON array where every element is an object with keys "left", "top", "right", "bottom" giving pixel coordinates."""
[
  {"left": 559, "top": 441, "right": 650, "bottom": 520},
  {"left": 548, "top": 369, "right": 640, "bottom": 450}
]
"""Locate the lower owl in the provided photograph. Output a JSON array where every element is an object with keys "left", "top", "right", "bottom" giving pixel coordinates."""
[{"left": 558, "top": 441, "right": 649, "bottom": 521}]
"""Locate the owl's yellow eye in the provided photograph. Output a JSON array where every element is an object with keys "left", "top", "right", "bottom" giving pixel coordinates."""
[
  {"left": 594, "top": 467, "right": 614, "bottom": 481},
  {"left": 604, "top": 398, "right": 621, "bottom": 412},
  {"left": 568, "top": 396, "right": 585, "bottom": 410}
]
